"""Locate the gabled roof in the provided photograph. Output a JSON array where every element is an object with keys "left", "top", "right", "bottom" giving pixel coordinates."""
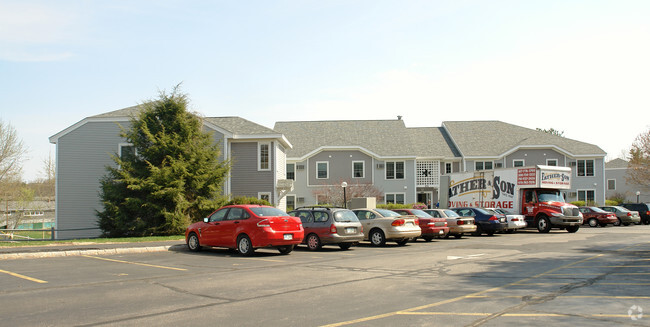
[
  {"left": 51, "top": 106, "right": 290, "bottom": 148},
  {"left": 606, "top": 158, "right": 629, "bottom": 169},
  {"left": 442, "top": 121, "right": 606, "bottom": 158},
  {"left": 274, "top": 120, "right": 460, "bottom": 159}
]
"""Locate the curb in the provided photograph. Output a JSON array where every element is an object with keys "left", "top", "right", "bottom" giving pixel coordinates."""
[{"left": 0, "top": 245, "right": 176, "bottom": 261}]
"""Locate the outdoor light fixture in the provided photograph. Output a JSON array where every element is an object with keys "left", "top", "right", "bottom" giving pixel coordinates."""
[
  {"left": 637, "top": 191, "right": 641, "bottom": 203},
  {"left": 341, "top": 182, "right": 348, "bottom": 208}
]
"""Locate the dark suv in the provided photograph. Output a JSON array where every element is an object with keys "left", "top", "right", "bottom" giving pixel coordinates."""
[
  {"left": 619, "top": 203, "right": 650, "bottom": 225},
  {"left": 288, "top": 207, "right": 364, "bottom": 250}
]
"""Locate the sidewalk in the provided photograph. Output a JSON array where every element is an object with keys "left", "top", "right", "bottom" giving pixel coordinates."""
[{"left": 0, "top": 240, "right": 187, "bottom": 260}]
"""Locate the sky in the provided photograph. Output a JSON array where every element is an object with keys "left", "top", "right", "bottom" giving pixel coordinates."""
[{"left": 1, "top": 0, "right": 649, "bottom": 182}]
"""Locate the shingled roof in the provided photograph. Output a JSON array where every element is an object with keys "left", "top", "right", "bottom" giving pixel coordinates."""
[
  {"left": 442, "top": 121, "right": 606, "bottom": 157},
  {"left": 605, "top": 158, "right": 629, "bottom": 169},
  {"left": 274, "top": 120, "right": 460, "bottom": 159}
]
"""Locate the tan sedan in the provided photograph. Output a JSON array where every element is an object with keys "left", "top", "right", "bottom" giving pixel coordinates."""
[
  {"left": 352, "top": 208, "right": 421, "bottom": 246},
  {"left": 423, "top": 209, "right": 476, "bottom": 239}
]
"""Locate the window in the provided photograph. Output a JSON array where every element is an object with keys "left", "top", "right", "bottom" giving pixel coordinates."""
[
  {"left": 386, "top": 161, "right": 405, "bottom": 180},
  {"left": 385, "top": 193, "right": 405, "bottom": 204},
  {"left": 258, "top": 143, "right": 270, "bottom": 171},
  {"left": 258, "top": 192, "right": 271, "bottom": 203},
  {"left": 316, "top": 161, "right": 329, "bottom": 179},
  {"left": 286, "top": 195, "right": 296, "bottom": 211},
  {"left": 578, "top": 190, "right": 595, "bottom": 202},
  {"left": 208, "top": 208, "right": 228, "bottom": 222},
  {"left": 286, "top": 163, "right": 295, "bottom": 180},
  {"left": 445, "top": 163, "right": 452, "bottom": 174},
  {"left": 546, "top": 159, "right": 558, "bottom": 166},
  {"left": 607, "top": 179, "right": 616, "bottom": 190},
  {"left": 513, "top": 160, "right": 525, "bottom": 167},
  {"left": 577, "top": 159, "right": 594, "bottom": 177},
  {"left": 352, "top": 161, "right": 365, "bottom": 178},
  {"left": 475, "top": 161, "right": 493, "bottom": 171},
  {"left": 119, "top": 143, "right": 136, "bottom": 161}
]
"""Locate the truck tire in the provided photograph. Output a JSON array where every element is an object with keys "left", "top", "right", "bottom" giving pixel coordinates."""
[
  {"left": 537, "top": 215, "right": 551, "bottom": 233},
  {"left": 566, "top": 225, "right": 579, "bottom": 233}
]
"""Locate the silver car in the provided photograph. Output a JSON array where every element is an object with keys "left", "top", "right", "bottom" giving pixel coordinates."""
[
  {"left": 352, "top": 208, "right": 421, "bottom": 246},
  {"left": 598, "top": 206, "right": 641, "bottom": 226}
]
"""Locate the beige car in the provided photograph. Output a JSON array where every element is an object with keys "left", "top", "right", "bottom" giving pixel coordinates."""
[
  {"left": 423, "top": 209, "right": 476, "bottom": 239},
  {"left": 352, "top": 208, "right": 421, "bottom": 246}
]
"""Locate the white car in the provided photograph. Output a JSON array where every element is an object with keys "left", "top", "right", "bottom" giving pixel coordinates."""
[{"left": 485, "top": 208, "right": 527, "bottom": 233}]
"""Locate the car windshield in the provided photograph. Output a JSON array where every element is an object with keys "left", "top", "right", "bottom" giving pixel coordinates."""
[
  {"left": 613, "top": 206, "right": 630, "bottom": 212},
  {"left": 375, "top": 209, "right": 402, "bottom": 217},
  {"left": 409, "top": 209, "right": 432, "bottom": 218},
  {"left": 249, "top": 207, "right": 288, "bottom": 217},
  {"left": 334, "top": 210, "right": 360, "bottom": 222},
  {"left": 473, "top": 208, "right": 491, "bottom": 215},
  {"left": 590, "top": 207, "right": 607, "bottom": 213},
  {"left": 537, "top": 190, "right": 565, "bottom": 203},
  {"left": 443, "top": 210, "right": 460, "bottom": 217}
]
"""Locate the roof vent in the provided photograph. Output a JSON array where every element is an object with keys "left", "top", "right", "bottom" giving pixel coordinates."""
[{"left": 397, "top": 115, "right": 402, "bottom": 120}]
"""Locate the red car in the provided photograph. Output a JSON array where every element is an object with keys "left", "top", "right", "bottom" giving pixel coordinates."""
[
  {"left": 578, "top": 206, "right": 618, "bottom": 227},
  {"left": 392, "top": 208, "right": 449, "bottom": 241},
  {"left": 185, "top": 205, "right": 304, "bottom": 256}
]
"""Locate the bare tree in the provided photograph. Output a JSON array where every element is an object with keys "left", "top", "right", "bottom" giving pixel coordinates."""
[
  {"left": 0, "top": 119, "right": 27, "bottom": 183},
  {"left": 627, "top": 128, "right": 650, "bottom": 188}
]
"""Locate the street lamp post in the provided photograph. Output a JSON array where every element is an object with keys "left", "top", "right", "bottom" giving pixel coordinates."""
[
  {"left": 637, "top": 191, "right": 641, "bottom": 203},
  {"left": 341, "top": 182, "right": 348, "bottom": 208}
]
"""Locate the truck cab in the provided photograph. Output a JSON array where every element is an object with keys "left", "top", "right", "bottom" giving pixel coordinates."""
[{"left": 521, "top": 188, "right": 582, "bottom": 233}]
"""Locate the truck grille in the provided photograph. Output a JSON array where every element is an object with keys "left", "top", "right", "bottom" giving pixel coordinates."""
[{"left": 563, "top": 207, "right": 580, "bottom": 217}]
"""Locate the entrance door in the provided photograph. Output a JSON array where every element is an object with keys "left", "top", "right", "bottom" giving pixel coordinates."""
[{"left": 417, "top": 192, "right": 433, "bottom": 208}]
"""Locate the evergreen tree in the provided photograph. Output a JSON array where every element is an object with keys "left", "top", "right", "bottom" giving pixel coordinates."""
[{"left": 97, "top": 86, "right": 230, "bottom": 236}]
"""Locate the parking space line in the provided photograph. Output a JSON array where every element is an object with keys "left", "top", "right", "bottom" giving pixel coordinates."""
[
  {"left": 81, "top": 255, "right": 187, "bottom": 271},
  {"left": 0, "top": 268, "right": 48, "bottom": 284},
  {"left": 236, "top": 257, "right": 285, "bottom": 263},
  {"left": 395, "top": 312, "right": 631, "bottom": 318}
]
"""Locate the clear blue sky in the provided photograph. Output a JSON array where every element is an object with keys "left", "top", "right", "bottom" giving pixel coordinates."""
[{"left": 2, "top": 0, "right": 649, "bottom": 182}]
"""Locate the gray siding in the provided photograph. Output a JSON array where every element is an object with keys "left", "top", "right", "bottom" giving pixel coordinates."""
[
  {"left": 505, "top": 149, "right": 566, "bottom": 168},
  {"left": 56, "top": 121, "right": 128, "bottom": 239},
  {"left": 230, "top": 142, "right": 275, "bottom": 201},
  {"left": 307, "top": 150, "right": 373, "bottom": 185}
]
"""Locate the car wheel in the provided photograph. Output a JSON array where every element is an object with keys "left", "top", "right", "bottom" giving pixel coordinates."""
[
  {"left": 423, "top": 236, "right": 434, "bottom": 242},
  {"left": 644, "top": 219, "right": 650, "bottom": 225},
  {"left": 454, "top": 233, "right": 463, "bottom": 239},
  {"left": 306, "top": 234, "right": 322, "bottom": 251},
  {"left": 472, "top": 225, "right": 482, "bottom": 236},
  {"left": 277, "top": 245, "right": 294, "bottom": 255},
  {"left": 396, "top": 239, "right": 408, "bottom": 246},
  {"left": 237, "top": 234, "right": 254, "bottom": 256},
  {"left": 338, "top": 243, "right": 353, "bottom": 250},
  {"left": 370, "top": 229, "right": 386, "bottom": 246},
  {"left": 588, "top": 218, "right": 598, "bottom": 227},
  {"left": 613, "top": 219, "right": 621, "bottom": 226},
  {"left": 537, "top": 216, "right": 551, "bottom": 233},
  {"left": 187, "top": 232, "right": 202, "bottom": 252},
  {"left": 566, "top": 225, "right": 580, "bottom": 233}
]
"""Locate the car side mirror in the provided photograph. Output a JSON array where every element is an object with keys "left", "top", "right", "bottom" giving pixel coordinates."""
[{"left": 203, "top": 217, "right": 209, "bottom": 223}]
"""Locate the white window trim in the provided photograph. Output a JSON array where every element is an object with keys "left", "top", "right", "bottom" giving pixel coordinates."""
[
  {"left": 513, "top": 159, "right": 525, "bottom": 167},
  {"left": 316, "top": 161, "right": 329, "bottom": 179},
  {"left": 258, "top": 142, "right": 271, "bottom": 171},
  {"left": 445, "top": 162, "right": 452, "bottom": 174},
  {"left": 286, "top": 163, "right": 295, "bottom": 180},
  {"left": 385, "top": 161, "right": 405, "bottom": 180},
  {"left": 352, "top": 160, "right": 365, "bottom": 178},
  {"left": 258, "top": 192, "right": 272, "bottom": 202},
  {"left": 118, "top": 143, "right": 136, "bottom": 158},
  {"left": 546, "top": 159, "right": 558, "bottom": 166},
  {"left": 475, "top": 161, "right": 493, "bottom": 171},
  {"left": 385, "top": 192, "right": 406, "bottom": 204},
  {"left": 577, "top": 159, "right": 595, "bottom": 177},
  {"left": 577, "top": 189, "right": 596, "bottom": 202},
  {"left": 607, "top": 179, "right": 616, "bottom": 190}
]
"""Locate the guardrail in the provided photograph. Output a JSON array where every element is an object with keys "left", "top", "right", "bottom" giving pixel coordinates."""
[{"left": 0, "top": 227, "right": 102, "bottom": 241}]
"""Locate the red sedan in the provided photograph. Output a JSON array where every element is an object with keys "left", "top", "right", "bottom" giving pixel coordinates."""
[
  {"left": 579, "top": 206, "right": 618, "bottom": 227},
  {"left": 185, "top": 205, "right": 304, "bottom": 256},
  {"left": 392, "top": 208, "right": 449, "bottom": 241}
]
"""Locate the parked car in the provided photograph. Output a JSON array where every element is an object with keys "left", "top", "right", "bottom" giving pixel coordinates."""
[
  {"left": 619, "top": 203, "right": 650, "bottom": 225},
  {"left": 451, "top": 208, "right": 507, "bottom": 236},
  {"left": 185, "top": 205, "right": 304, "bottom": 256},
  {"left": 288, "top": 207, "right": 364, "bottom": 250},
  {"left": 485, "top": 208, "right": 527, "bottom": 233},
  {"left": 598, "top": 206, "right": 641, "bottom": 226},
  {"left": 352, "top": 208, "right": 421, "bottom": 246},
  {"left": 578, "top": 206, "right": 618, "bottom": 227},
  {"left": 423, "top": 209, "right": 476, "bottom": 239},
  {"left": 391, "top": 208, "right": 449, "bottom": 241}
]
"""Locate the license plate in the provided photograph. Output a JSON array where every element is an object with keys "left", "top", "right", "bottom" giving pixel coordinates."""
[
  {"left": 407, "top": 222, "right": 413, "bottom": 226},
  {"left": 283, "top": 234, "right": 293, "bottom": 240},
  {"left": 346, "top": 228, "right": 356, "bottom": 233}
]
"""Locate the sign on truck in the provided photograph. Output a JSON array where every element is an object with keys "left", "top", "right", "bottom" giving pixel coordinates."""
[{"left": 440, "top": 165, "right": 583, "bottom": 233}]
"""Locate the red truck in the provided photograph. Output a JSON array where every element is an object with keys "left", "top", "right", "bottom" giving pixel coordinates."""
[{"left": 441, "top": 165, "right": 583, "bottom": 233}]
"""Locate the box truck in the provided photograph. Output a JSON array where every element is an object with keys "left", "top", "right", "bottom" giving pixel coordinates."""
[{"left": 439, "top": 165, "right": 583, "bottom": 233}]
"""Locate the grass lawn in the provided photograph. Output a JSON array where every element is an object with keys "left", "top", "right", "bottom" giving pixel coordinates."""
[{"left": 0, "top": 234, "right": 184, "bottom": 247}]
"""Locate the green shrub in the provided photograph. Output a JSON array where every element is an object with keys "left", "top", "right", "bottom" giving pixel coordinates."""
[
  {"left": 604, "top": 199, "right": 619, "bottom": 206},
  {"left": 377, "top": 203, "right": 412, "bottom": 209},
  {"left": 225, "top": 196, "right": 272, "bottom": 206},
  {"left": 571, "top": 201, "right": 586, "bottom": 207}
]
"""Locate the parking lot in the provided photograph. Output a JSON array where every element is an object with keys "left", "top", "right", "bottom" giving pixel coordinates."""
[{"left": 1, "top": 226, "right": 649, "bottom": 326}]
